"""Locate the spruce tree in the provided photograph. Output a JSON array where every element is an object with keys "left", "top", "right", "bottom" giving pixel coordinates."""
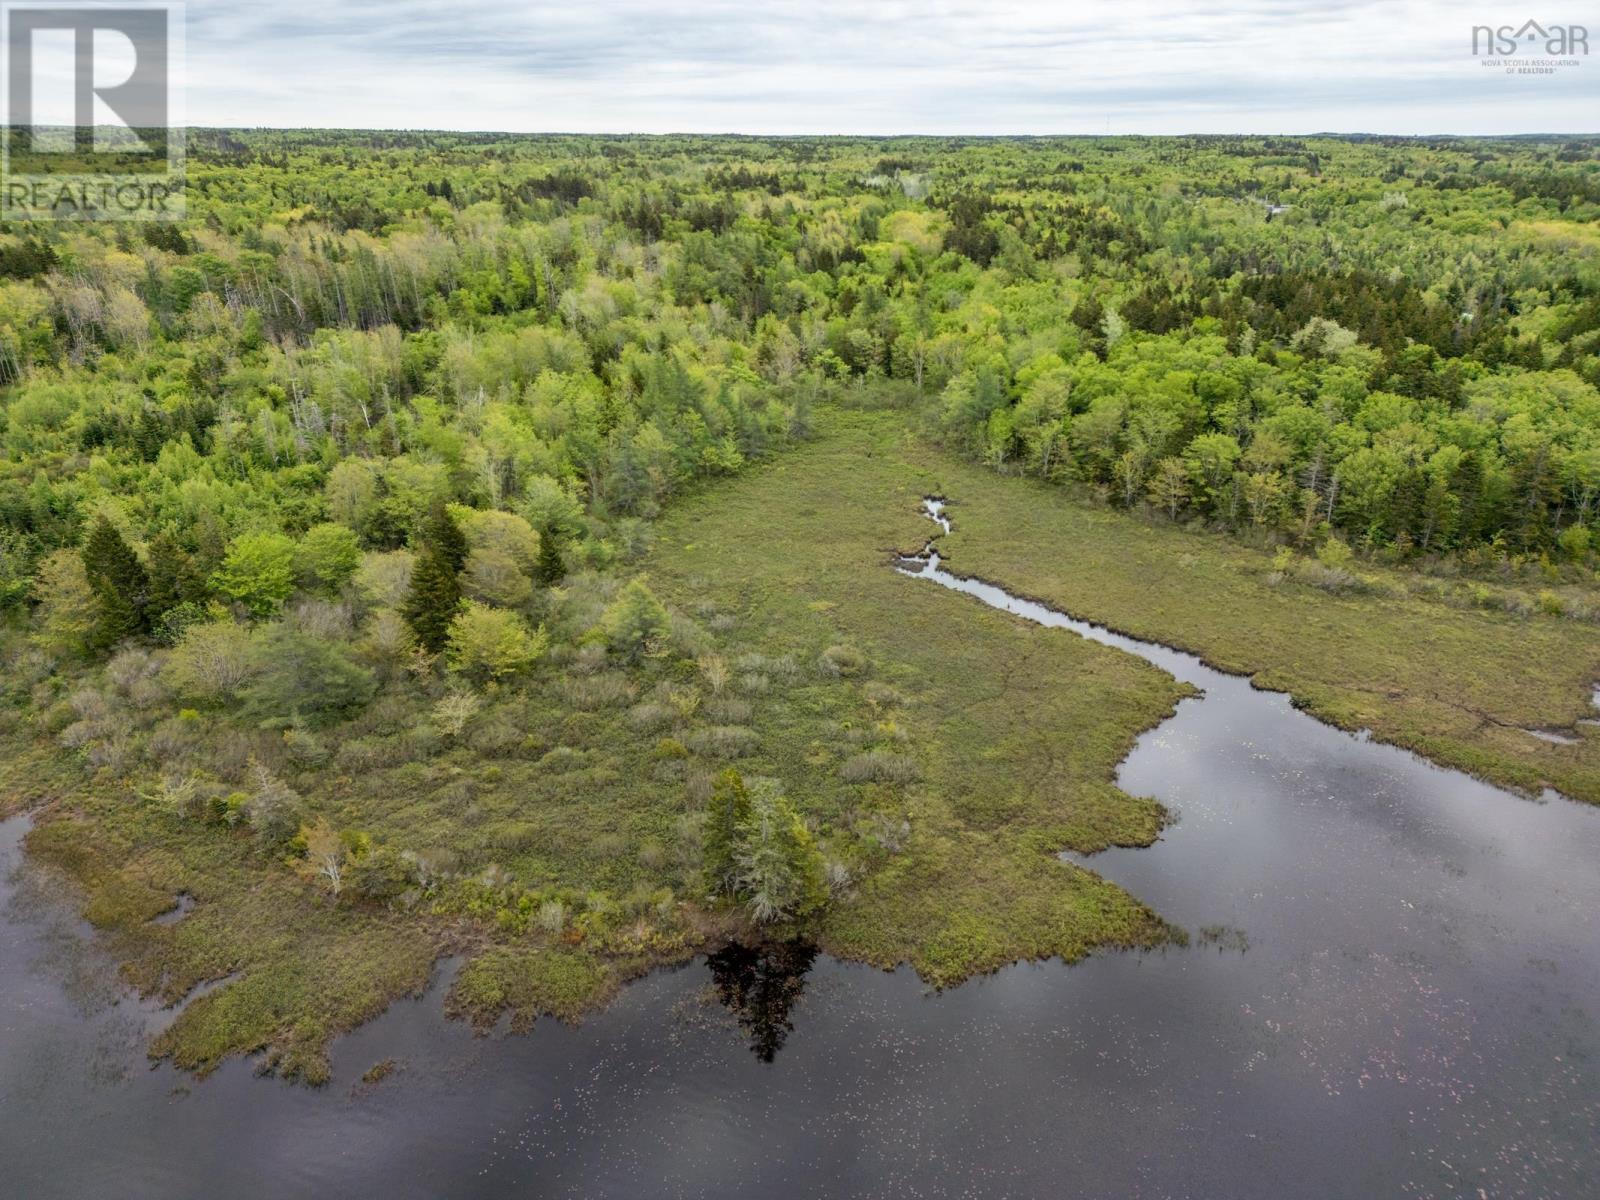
[
  {"left": 81, "top": 516, "right": 149, "bottom": 650},
  {"left": 535, "top": 523, "right": 566, "bottom": 585},
  {"left": 145, "top": 530, "right": 203, "bottom": 616},
  {"left": 403, "top": 501, "right": 467, "bottom": 652},
  {"left": 733, "top": 780, "right": 827, "bottom": 925},
  {"left": 703, "top": 768, "right": 753, "bottom": 898}
]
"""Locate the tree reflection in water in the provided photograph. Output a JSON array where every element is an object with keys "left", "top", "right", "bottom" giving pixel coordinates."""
[{"left": 704, "top": 940, "right": 818, "bottom": 1062}]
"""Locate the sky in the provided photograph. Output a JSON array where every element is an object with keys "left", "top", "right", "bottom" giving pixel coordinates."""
[{"left": 31, "top": 0, "right": 1600, "bottom": 134}]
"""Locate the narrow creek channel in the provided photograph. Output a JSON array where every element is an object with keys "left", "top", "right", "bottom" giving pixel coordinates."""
[{"left": 1, "top": 498, "right": 1597, "bottom": 1199}]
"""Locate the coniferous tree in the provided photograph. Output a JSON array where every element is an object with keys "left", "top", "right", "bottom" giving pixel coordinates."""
[
  {"left": 404, "top": 501, "right": 468, "bottom": 652},
  {"left": 703, "top": 767, "right": 753, "bottom": 897},
  {"left": 81, "top": 516, "right": 150, "bottom": 650},
  {"left": 734, "top": 780, "right": 827, "bottom": 925},
  {"left": 145, "top": 531, "right": 205, "bottom": 616},
  {"left": 535, "top": 524, "right": 566, "bottom": 585}
]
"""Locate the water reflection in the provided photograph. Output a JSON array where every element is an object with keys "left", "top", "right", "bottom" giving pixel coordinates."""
[{"left": 705, "top": 940, "right": 818, "bottom": 1062}]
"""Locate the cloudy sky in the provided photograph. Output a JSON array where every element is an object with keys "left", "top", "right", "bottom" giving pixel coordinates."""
[{"left": 169, "top": 1, "right": 1598, "bottom": 133}]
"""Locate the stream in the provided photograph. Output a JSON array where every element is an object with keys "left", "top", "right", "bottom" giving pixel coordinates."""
[{"left": 1, "top": 497, "right": 1597, "bottom": 1198}]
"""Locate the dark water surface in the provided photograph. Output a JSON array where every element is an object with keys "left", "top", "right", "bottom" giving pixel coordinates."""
[{"left": 2, "top": 499, "right": 1597, "bottom": 1199}]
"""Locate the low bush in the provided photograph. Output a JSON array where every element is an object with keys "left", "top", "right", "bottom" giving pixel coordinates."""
[
  {"left": 687, "top": 724, "right": 759, "bottom": 759},
  {"left": 839, "top": 750, "right": 920, "bottom": 784}
]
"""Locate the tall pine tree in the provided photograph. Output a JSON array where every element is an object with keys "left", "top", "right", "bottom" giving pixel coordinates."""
[
  {"left": 403, "top": 500, "right": 467, "bottom": 652},
  {"left": 81, "top": 516, "right": 150, "bottom": 650}
]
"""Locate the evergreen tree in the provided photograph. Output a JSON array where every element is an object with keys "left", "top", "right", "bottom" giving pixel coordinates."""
[
  {"left": 145, "top": 530, "right": 204, "bottom": 618},
  {"left": 134, "top": 408, "right": 168, "bottom": 462},
  {"left": 535, "top": 524, "right": 566, "bottom": 585},
  {"left": 734, "top": 780, "right": 827, "bottom": 925},
  {"left": 1450, "top": 451, "right": 1485, "bottom": 542},
  {"left": 404, "top": 501, "right": 467, "bottom": 652},
  {"left": 703, "top": 768, "right": 753, "bottom": 897},
  {"left": 81, "top": 516, "right": 149, "bottom": 650}
]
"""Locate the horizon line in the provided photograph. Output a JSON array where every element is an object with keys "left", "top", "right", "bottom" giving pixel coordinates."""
[{"left": 169, "top": 125, "right": 1600, "bottom": 140}]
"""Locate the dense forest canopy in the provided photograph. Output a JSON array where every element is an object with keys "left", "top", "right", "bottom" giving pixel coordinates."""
[{"left": 3, "top": 131, "right": 1599, "bottom": 614}]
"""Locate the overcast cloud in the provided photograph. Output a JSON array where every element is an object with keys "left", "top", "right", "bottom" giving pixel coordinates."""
[{"left": 171, "top": 0, "right": 1598, "bottom": 133}]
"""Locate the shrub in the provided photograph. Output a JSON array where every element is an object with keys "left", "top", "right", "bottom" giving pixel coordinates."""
[
  {"left": 736, "top": 652, "right": 797, "bottom": 680},
  {"left": 626, "top": 701, "right": 675, "bottom": 731},
  {"left": 106, "top": 647, "right": 160, "bottom": 694},
  {"left": 345, "top": 844, "right": 416, "bottom": 902},
  {"left": 667, "top": 612, "right": 711, "bottom": 658},
  {"left": 1558, "top": 524, "right": 1591, "bottom": 562},
  {"left": 687, "top": 724, "right": 759, "bottom": 759},
  {"left": 862, "top": 681, "right": 904, "bottom": 709},
  {"left": 840, "top": 750, "right": 921, "bottom": 784},
  {"left": 446, "top": 602, "right": 548, "bottom": 683},
  {"left": 432, "top": 690, "right": 482, "bottom": 737},
  {"left": 570, "top": 643, "right": 610, "bottom": 674},
  {"left": 1291, "top": 559, "right": 1361, "bottom": 594},
  {"left": 1315, "top": 537, "right": 1354, "bottom": 571},
  {"left": 818, "top": 643, "right": 868, "bottom": 677},
  {"left": 638, "top": 839, "right": 668, "bottom": 871},
  {"left": 863, "top": 813, "right": 911, "bottom": 853},
  {"left": 466, "top": 712, "right": 523, "bottom": 756},
  {"left": 163, "top": 620, "right": 257, "bottom": 704},
  {"left": 238, "top": 624, "right": 377, "bottom": 725},
  {"left": 705, "top": 696, "right": 753, "bottom": 724},
  {"left": 537, "top": 899, "right": 569, "bottom": 933},
  {"left": 559, "top": 672, "right": 633, "bottom": 710},
  {"left": 601, "top": 577, "right": 671, "bottom": 662}
]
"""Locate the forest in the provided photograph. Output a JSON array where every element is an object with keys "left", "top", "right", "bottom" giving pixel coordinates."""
[{"left": 2, "top": 132, "right": 1599, "bottom": 1078}]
